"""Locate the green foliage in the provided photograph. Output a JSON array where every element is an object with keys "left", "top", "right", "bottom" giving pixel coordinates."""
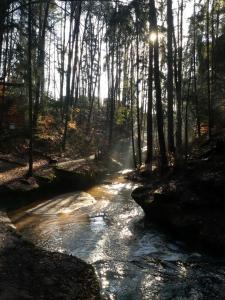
[{"left": 115, "top": 106, "right": 131, "bottom": 126}]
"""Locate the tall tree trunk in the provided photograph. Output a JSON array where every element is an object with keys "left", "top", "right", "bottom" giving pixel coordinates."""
[
  {"left": 136, "top": 23, "right": 142, "bottom": 167},
  {"left": 149, "top": 0, "right": 168, "bottom": 169},
  {"left": 185, "top": 64, "right": 192, "bottom": 160},
  {"left": 33, "top": 0, "right": 50, "bottom": 130},
  {"left": 206, "top": 0, "right": 212, "bottom": 138},
  {"left": 59, "top": 1, "right": 67, "bottom": 120},
  {"left": 145, "top": 38, "right": 153, "bottom": 170},
  {"left": 176, "top": 0, "right": 183, "bottom": 155},
  {"left": 130, "top": 45, "right": 137, "bottom": 169},
  {"left": 28, "top": 0, "right": 33, "bottom": 176},
  {"left": 61, "top": 2, "right": 76, "bottom": 151},
  {"left": 167, "top": 0, "right": 175, "bottom": 153},
  {"left": 193, "top": 1, "right": 201, "bottom": 137},
  {"left": 0, "top": 12, "right": 9, "bottom": 128},
  {"left": 74, "top": 10, "right": 90, "bottom": 107}
]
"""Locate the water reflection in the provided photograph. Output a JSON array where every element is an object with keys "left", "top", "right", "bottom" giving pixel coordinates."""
[{"left": 9, "top": 170, "right": 225, "bottom": 299}]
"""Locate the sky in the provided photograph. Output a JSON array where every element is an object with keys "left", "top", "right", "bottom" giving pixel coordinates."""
[{"left": 48, "top": 0, "right": 194, "bottom": 101}]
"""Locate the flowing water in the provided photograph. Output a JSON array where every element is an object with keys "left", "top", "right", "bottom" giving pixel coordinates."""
[{"left": 9, "top": 143, "right": 225, "bottom": 300}]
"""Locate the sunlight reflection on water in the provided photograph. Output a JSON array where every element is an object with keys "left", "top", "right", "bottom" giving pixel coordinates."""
[{"left": 9, "top": 164, "right": 225, "bottom": 300}]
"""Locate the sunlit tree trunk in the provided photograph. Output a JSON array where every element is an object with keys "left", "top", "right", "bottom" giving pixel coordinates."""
[
  {"left": 149, "top": 0, "right": 168, "bottom": 170},
  {"left": 145, "top": 38, "right": 153, "bottom": 170},
  {"left": 130, "top": 45, "right": 137, "bottom": 169},
  {"left": 136, "top": 21, "right": 142, "bottom": 167}
]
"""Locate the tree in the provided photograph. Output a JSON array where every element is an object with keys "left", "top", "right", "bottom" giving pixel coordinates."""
[
  {"left": 149, "top": 0, "right": 168, "bottom": 169},
  {"left": 145, "top": 34, "right": 153, "bottom": 170},
  {"left": 27, "top": 0, "right": 33, "bottom": 176},
  {"left": 167, "top": 0, "right": 175, "bottom": 154}
]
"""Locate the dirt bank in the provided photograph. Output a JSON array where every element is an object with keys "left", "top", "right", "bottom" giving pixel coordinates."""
[{"left": 131, "top": 136, "right": 225, "bottom": 256}]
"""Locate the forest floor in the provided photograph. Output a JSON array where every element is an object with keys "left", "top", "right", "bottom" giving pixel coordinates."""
[{"left": 131, "top": 133, "right": 225, "bottom": 256}]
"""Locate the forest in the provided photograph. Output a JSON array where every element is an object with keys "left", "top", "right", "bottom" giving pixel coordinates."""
[{"left": 0, "top": 0, "right": 225, "bottom": 299}]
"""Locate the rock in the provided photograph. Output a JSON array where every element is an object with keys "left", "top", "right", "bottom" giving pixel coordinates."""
[
  {"left": 132, "top": 170, "right": 225, "bottom": 255},
  {"left": 0, "top": 211, "right": 101, "bottom": 299},
  {"left": 131, "top": 186, "right": 151, "bottom": 202},
  {"left": 7, "top": 177, "right": 39, "bottom": 192},
  {"left": 49, "top": 158, "right": 58, "bottom": 165}
]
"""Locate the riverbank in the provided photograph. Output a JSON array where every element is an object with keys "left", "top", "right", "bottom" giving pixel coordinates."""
[
  {"left": 131, "top": 135, "right": 225, "bottom": 256},
  {"left": 0, "top": 153, "right": 121, "bottom": 210},
  {"left": 0, "top": 155, "right": 111, "bottom": 299},
  {"left": 0, "top": 210, "right": 101, "bottom": 300}
]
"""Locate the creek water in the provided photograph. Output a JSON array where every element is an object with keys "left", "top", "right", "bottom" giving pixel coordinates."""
[{"left": 9, "top": 143, "right": 225, "bottom": 299}]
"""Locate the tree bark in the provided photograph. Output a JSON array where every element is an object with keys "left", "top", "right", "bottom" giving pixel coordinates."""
[
  {"left": 167, "top": 0, "right": 175, "bottom": 154},
  {"left": 149, "top": 0, "right": 167, "bottom": 169},
  {"left": 28, "top": 0, "right": 33, "bottom": 176}
]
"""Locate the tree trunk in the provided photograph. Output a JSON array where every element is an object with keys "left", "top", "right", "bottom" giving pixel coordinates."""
[
  {"left": 193, "top": 2, "right": 201, "bottom": 137},
  {"left": 206, "top": 0, "right": 212, "bottom": 138},
  {"left": 176, "top": 0, "right": 183, "bottom": 155},
  {"left": 136, "top": 23, "right": 142, "bottom": 167},
  {"left": 167, "top": 0, "right": 175, "bottom": 154},
  {"left": 33, "top": 0, "right": 50, "bottom": 130},
  {"left": 145, "top": 38, "right": 153, "bottom": 170},
  {"left": 149, "top": 0, "right": 167, "bottom": 170},
  {"left": 27, "top": 0, "right": 33, "bottom": 176}
]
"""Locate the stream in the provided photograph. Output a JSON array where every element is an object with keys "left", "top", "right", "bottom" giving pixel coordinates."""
[{"left": 9, "top": 144, "right": 225, "bottom": 300}]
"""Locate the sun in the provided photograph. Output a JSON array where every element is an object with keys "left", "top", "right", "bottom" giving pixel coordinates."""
[
  {"left": 150, "top": 32, "right": 157, "bottom": 42},
  {"left": 150, "top": 32, "right": 163, "bottom": 43}
]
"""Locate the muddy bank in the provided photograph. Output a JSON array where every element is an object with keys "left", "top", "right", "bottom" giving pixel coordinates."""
[
  {"left": 0, "top": 211, "right": 101, "bottom": 300},
  {"left": 132, "top": 137, "right": 225, "bottom": 255}
]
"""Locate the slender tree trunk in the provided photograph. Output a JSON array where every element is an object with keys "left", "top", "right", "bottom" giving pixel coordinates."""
[
  {"left": 193, "top": 2, "right": 201, "bottom": 137},
  {"left": 206, "top": 0, "right": 212, "bottom": 138},
  {"left": 59, "top": 2, "right": 67, "bottom": 120},
  {"left": 130, "top": 45, "right": 137, "bottom": 169},
  {"left": 33, "top": 0, "right": 50, "bottom": 130},
  {"left": 70, "top": 1, "right": 82, "bottom": 108},
  {"left": 176, "top": 0, "right": 183, "bottom": 155},
  {"left": 28, "top": 0, "right": 33, "bottom": 176},
  {"left": 167, "top": 0, "right": 175, "bottom": 154},
  {"left": 145, "top": 38, "right": 153, "bottom": 170},
  {"left": 136, "top": 23, "right": 142, "bottom": 167},
  {"left": 108, "top": 41, "right": 115, "bottom": 146},
  {"left": 0, "top": 12, "right": 9, "bottom": 128},
  {"left": 74, "top": 10, "right": 90, "bottom": 107},
  {"left": 185, "top": 65, "right": 192, "bottom": 160},
  {"left": 149, "top": 0, "right": 167, "bottom": 169},
  {"left": 62, "top": 3, "right": 76, "bottom": 151}
]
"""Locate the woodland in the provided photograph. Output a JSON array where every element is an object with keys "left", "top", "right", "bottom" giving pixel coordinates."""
[
  {"left": 0, "top": 0, "right": 225, "bottom": 299},
  {"left": 0, "top": 0, "right": 224, "bottom": 172}
]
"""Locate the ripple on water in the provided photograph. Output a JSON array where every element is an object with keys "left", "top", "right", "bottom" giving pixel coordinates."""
[{"left": 9, "top": 170, "right": 225, "bottom": 300}]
